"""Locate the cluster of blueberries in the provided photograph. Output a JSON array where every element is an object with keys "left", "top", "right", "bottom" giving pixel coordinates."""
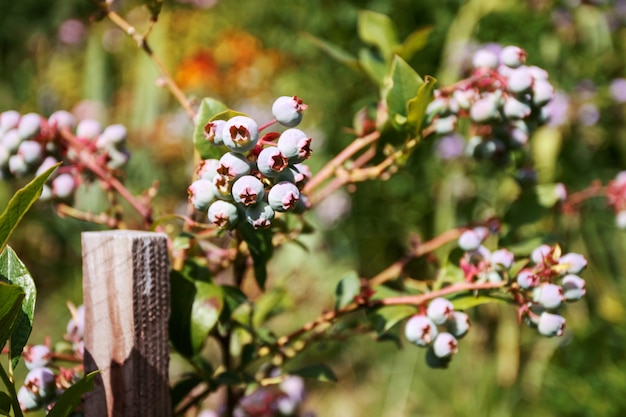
[
  {"left": 188, "top": 96, "right": 312, "bottom": 229},
  {"left": 18, "top": 305, "right": 85, "bottom": 414},
  {"left": 405, "top": 227, "right": 587, "bottom": 368},
  {"left": 0, "top": 109, "right": 130, "bottom": 201},
  {"left": 426, "top": 45, "right": 555, "bottom": 163}
]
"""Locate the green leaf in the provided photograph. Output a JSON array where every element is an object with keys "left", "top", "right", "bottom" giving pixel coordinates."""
[
  {"left": 0, "top": 163, "right": 60, "bottom": 252},
  {"left": 47, "top": 371, "right": 99, "bottom": 417},
  {"left": 535, "top": 183, "right": 562, "bottom": 208},
  {"left": 239, "top": 223, "right": 273, "bottom": 290},
  {"left": 395, "top": 26, "right": 434, "bottom": 61},
  {"left": 369, "top": 305, "right": 415, "bottom": 334},
  {"left": 220, "top": 285, "right": 248, "bottom": 323},
  {"left": 335, "top": 272, "right": 361, "bottom": 309},
  {"left": 0, "top": 282, "right": 23, "bottom": 353},
  {"left": 358, "top": 48, "right": 387, "bottom": 85},
  {"left": 357, "top": 10, "right": 399, "bottom": 62},
  {"left": 214, "top": 370, "right": 246, "bottom": 386},
  {"left": 0, "top": 247, "right": 36, "bottom": 368},
  {"left": 301, "top": 32, "right": 360, "bottom": 71},
  {"left": 169, "top": 269, "right": 196, "bottom": 357},
  {"left": 192, "top": 98, "right": 228, "bottom": 160},
  {"left": 407, "top": 75, "right": 437, "bottom": 136},
  {"left": 145, "top": 0, "right": 163, "bottom": 20},
  {"left": 383, "top": 55, "right": 424, "bottom": 131},
  {"left": 191, "top": 282, "right": 224, "bottom": 353},
  {"left": 449, "top": 293, "right": 512, "bottom": 310},
  {"left": 0, "top": 392, "right": 10, "bottom": 416},
  {"left": 291, "top": 364, "right": 337, "bottom": 383},
  {"left": 252, "top": 288, "right": 288, "bottom": 328}
]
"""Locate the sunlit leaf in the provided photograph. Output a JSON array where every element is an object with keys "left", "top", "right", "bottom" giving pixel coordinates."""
[
  {"left": 383, "top": 55, "right": 424, "bottom": 130},
  {"left": 0, "top": 163, "right": 60, "bottom": 252},
  {"left": 335, "top": 271, "right": 361, "bottom": 309},
  {"left": 357, "top": 10, "right": 399, "bottom": 62},
  {"left": 192, "top": 98, "right": 229, "bottom": 160},
  {"left": 407, "top": 75, "right": 437, "bottom": 136},
  {"left": 395, "top": 26, "right": 434, "bottom": 61},
  {"left": 369, "top": 305, "right": 415, "bottom": 334},
  {"left": 0, "top": 247, "right": 36, "bottom": 368},
  {"left": 191, "top": 282, "right": 224, "bottom": 353},
  {"left": 47, "top": 371, "right": 99, "bottom": 417}
]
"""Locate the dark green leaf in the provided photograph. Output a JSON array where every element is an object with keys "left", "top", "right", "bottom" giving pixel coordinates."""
[
  {"left": 169, "top": 269, "right": 196, "bottom": 357},
  {"left": 370, "top": 305, "right": 414, "bottom": 334},
  {"left": 335, "top": 272, "right": 361, "bottom": 309},
  {"left": 220, "top": 285, "right": 248, "bottom": 322},
  {"left": 214, "top": 371, "right": 245, "bottom": 386},
  {"left": 407, "top": 75, "right": 437, "bottom": 136},
  {"left": 290, "top": 364, "right": 337, "bottom": 383},
  {"left": 0, "top": 163, "right": 60, "bottom": 252},
  {"left": 239, "top": 223, "right": 273, "bottom": 290},
  {"left": 383, "top": 56, "right": 424, "bottom": 130},
  {"left": 301, "top": 32, "right": 360, "bottom": 71},
  {"left": 171, "top": 374, "right": 205, "bottom": 409},
  {"left": 395, "top": 26, "right": 434, "bottom": 61},
  {"left": 191, "top": 282, "right": 224, "bottom": 353},
  {"left": 145, "top": 0, "right": 163, "bottom": 20},
  {"left": 0, "top": 247, "right": 36, "bottom": 368},
  {"left": 192, "top": 98, "right": 228, "bottom": 160},
  {"left": 359, "top": 48, "right": 387, "bottom": 85},
  {"left": 0, "top": 282, "right": 25, "bottom": 355},
  {"left": 0, "top": 391, "right": 10, "bottom": 416},
  {"left": 357, "top": 10, "right": 399, "bottom": 61},
  {"left": 47, "top": 371, "right": 99, "bottom": 417}
]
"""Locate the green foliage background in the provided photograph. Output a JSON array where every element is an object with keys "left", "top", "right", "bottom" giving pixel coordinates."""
[{"left": 1, "top": 0, "right": 626, "bottom": 416}]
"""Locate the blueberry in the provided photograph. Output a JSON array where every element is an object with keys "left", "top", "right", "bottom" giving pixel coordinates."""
[
  {"left": 18, "top": 113, "right": 42, "bottom": 140},
  {"left": 458, "top": 230, "right": 482, "bottom": 251},
  {"left": 537, "top": 312, "right": 566, "bottom": 337},
  {"left": 98, "top": 124, "right": 127, "bottom": 148},
  {"left": 561, "top": 274, "right": 586, "bottom": 301},
  {"left": 204, "top": 119, "right": 226, "bottom": 146},
  {"left": 427, "top": 297, "right": 454, "bottom": 325},
  {"left": 432, "top": 332, "right": 459, "bottom": 358},
  {"left": 208, "top": 200, "right": 239, "bottom": 229},
  {"left": 404, "top": 314, "right": 438, "bottom": 346},
  {"left": 196, "top": 159, "right": 220, "bottom": 181},
  {"left": 532, "top": 79, "right": 555, "bottom": 107},
  {"left": 533, "top": 283, "right": 565, "bottom": 310},
  {"left": 218, "top": 152, "right": 251, "bottom": 180},
  {"left": 452, "top": 89, "right": 475, "bottom": 110},
  {"left": 24, "top": 367, "right": 56, "bottom": 401},
  {"left": 245, "top": 201, "right": 275, "bottom": 229},
  {"left": 66, "top": 305, "right": 85, "bottom": 342},
  {"left": 425, "top": 346, "right": 452, "bottom": 369},
  {"left": 517, "top": 269, "right": 539, "bottom": 289},
  {"left": 222, "top": 116, "right": 259, "bottom": 152},
  {"left": 257, "top": 146, "right": 289, "bottom": 177},
  {"left": 506, "top": 66, "right": 533, "bottom": 94},
  {"left": 211, "top": 174, "right": 234, "bottom": 200},
  {"left": 499, "top": 46, "right": 527, "bottom": 68},
  {"left": 433, "top": 115, "right": 458, "bottom": 135},
  {"left": 52, "top": 174, "right": 77, "bottom": 199},
  {"left": 188, "top": 179, "right": 216, "bottom": 211},
  {"left": 445, "top": 311, "right": 471, "bottom": 338},
  {"left": 472, "top": 49, "right": 499, "bottom": 69},
  {"left": 8, "top": 154, "right": 28, "bottom": 177},
  {"left": 491, "top": 249, "right": 514, "bottom": 269},
  {"left": 616, "top": 210, "right": 626, "bottom": 229},
  {"left": 0, "top": 110, "right": 20, "bottom": 135},
  {"left": 18, "top": 140, "right": 43, "bottom": 165},
  {"left": 277, "top": 128, "right": 312, "bottom": 164},
  {"left": 48, "top": 110, "right": 76, "bottom": 131},
  {"left": 232, "top": 175, "right": 265, "bottom": 207},
  {"left": 106, "top": 147, "right": 130, "bottom": 170},
  {"left": 2, "top": 128, "right": 23, "bottom": 152},
  {"left": 76, "top": 119, "right": 102, "bottom": 140},
  {"left": 18, "top": 386, "right": 41, "bottom": 412},
  {"left": 503, "top": 96, "right": 531, "bottom": 119},
  {"left": 558, "top": 253, "right": 587, "bottom": 274},
  {"left": 24, "top": 345, "right": 52, "bottom": 370},
  {"left": 470, "top": 93, "right": 501, "bottom": 123},
  {"left": 268, "top": 181, "right": 300, "bottom": 212},
  {"left": 272, "top": 96, "right": 307, "bottom": 127},
  {"left": 531, "top": 244, "right": 552, "bottom": 265}
]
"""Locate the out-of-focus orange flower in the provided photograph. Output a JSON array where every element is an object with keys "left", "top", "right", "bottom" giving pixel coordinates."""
[{"left": 175, "top": 49, "right": 220, "bottom": 91}]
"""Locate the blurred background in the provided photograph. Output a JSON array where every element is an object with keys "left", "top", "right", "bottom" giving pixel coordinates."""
[{"left": 2, "top": 0, "right": 626, "bottom": 416}]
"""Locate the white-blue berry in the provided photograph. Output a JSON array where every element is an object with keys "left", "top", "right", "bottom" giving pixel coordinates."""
[
  {"left": 533, "top": 283, "right": 565, "bottom": 310},
  {"left": 2, "top": 128, "right": 22, "bottom": 152},
  {"left": 432, "top": 332, "right": 459, "bottom": 358},
  {"left": 24, "top": 367, "right": 56, "bottom": 401},
  {"left": 472, "top": 49, "right": 499, "bottom": 69},
  {"left": 222, "top": 116, "right": 259, "bottom": 152},
  {"left": 558, "top": 253, "right": 587, "bottom": 274},
  {"left": 537, "top": 312, "right": 565, "bottom": 337},
  {"left": 232, "top": 175, "right": 265, "bottom": 207},
  {"left": 0, "top": 110, "right": 20, "bottom": 135},
  {"left": 532, "top": 79, "right": 554, "bottom": 107},
  {"left": 52, "top": 174, "right": 77, "bottom": 199},
  {"left": 218, "top": 152, "right": 251, "bottom": 180},
  {"left": 470, "top": 93, "right": 501, "bottom": 123},
  {"left": 404, "top": 314, "right": 438, "bottom": 346},
  {"left": 427, "top": 297, "right": 454, "bottom": 325},
  {"left": 503, "top": 96, "right": 531, "bottom": 119},
  {"left": 36, "top": 156, "right": 59, "bottom": 177},
  {"left": 23, "top": 345, "right": 52, "bottom": 370},
  {"left": 245, "top": 202, "right": 275, "bottom": 229},
  {"left": 268, "top": 181, "right": 300, "bottom": 212},
  {"left": 500, "top": 46, "right": 527, "bottom": 68},
  {"left": 8, "top": 154, "right": 28, "bottom": 177},
  {"left": 277, "top": 128, "right": 312, "bottom": 164},
  {"left": 196, "top": 159, "right": 220, "bottom": 181},
  {"left": 531, "top": 244, "right": 552, "bottom": 265},
  {"left": 18, "top": 386, "right": 41, "bottom": 412},
  {"left": 458, "top": 229, "right": 482, "bottom": 251},
  {"left": 561, "top": 274, "right": 586, "bottom": 301},
  {"left": 446, "top": 311, "right": 471, "bottom": 338},
  {"left": 433, "top": 115, "right": 458, "bottom": 135},
  {"left": 188, "top": 179, "right": 216, "bottom": 211},
  {"left": 48, "top": 110, "right": 76, "bottom": 130},
  {"left": 491, "top": 249, "right": 514, "bottom": 269},
  {"left": 208, "top": 200, "right": 239, "bottom": 229},
  {"left": 506, "top": 66, "right": 533, "bottom": 94},
  {"left": 517, "top": 269, "right": 539, "bottom": 289},
  {"left": 211, "top": 174, "right": 234, "bottom": 200},
  {"left": 272, "top": 96, "right": 307, "bottom": 127},
  {"left": 76, "top": 119, "right": 102, "bottom": 140},
  {"left": 257, "top": 146, "right": 289, "bottom": 177},
  {"left": 203, "top": 119, "right": 226, "bottom": 146},
  {"left": 18, "top": 113, "right": 41, "bottom": 140},
  {"left": 98, "top": 124, "right": 127, "bottom": 148},
  {"left": 18, "top": 140, "right": 44, "bottom": 165}
]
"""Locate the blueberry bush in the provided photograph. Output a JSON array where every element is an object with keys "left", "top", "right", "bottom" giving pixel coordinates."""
[{"left": 2, "top": 0, "right": 626, "bottom": 416}]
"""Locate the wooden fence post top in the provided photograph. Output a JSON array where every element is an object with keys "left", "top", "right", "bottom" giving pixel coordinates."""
[{"left": 82, "top": 230, "right": 171, "bottom": 417}]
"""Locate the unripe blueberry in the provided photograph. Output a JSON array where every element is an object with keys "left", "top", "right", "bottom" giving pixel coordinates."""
[
  {"left": 218, "top": 152, "right": 251, "bottom": 179},
  {"left": 208, "top": 200, "right": 239, "bottom": 229},
  {"left": 537, "top": 312, "right": 566, "bottom": 337},
  {"left": 52, "top": 173, "right": 77, "bottom": 199},
  {"left": 0, "top": 110, "right": 20, "bottom": 134},
  {"left": 18, "top": 140, "right": 43, "bottom": 165},
  {"left": 188, "top": 179, "right": 216, "bottom": 211},
  {"left": 204, "top": 119, "right": 226, "bottom": 146},
  {"left": 292, "top": 163, "right": 312, "bottom": 185},
  {"left": 257, "top": 146, "right": 289, "bottom": 177},
  {"left": 425, "top": 346, "right": 452, "bottom": 369},
  {"left": 245, "top": 201, "right": 275, "bottom": 229},
  {"left": 2, "top": 128, "right": 23, "bottom": 152},
  {"left": 426, "top": 96, "right": 449, "bottom": 117},
  {"left": 196, "top": 159, "right": 220, "bottom": 181},
  {"left": 558, "top": 253, "right": 587, "bottom": 274},
  {"left": 272, "top": 96, "right": 307, "bottom": 127},
  {"left": 24, "top": 367, "right": 56, "bottom": 401},
  {"left": 561, "top": 274, "right": 586, "bottom": 301},
  {"left": 503, "top": 96, "right": 531, "bottom": 119},
  {"left": 36, "top": 156, "right": 59, "bottom": 177},
  {"left": 531, "top": 244, "right": 552, "bottom": 265},
  {"left": 48, "top": 110, "right": 76, "bottom": 130},
  {"left": 472, "top": 49, "right": 499, "bottom": 69},
  {"left": 18, "top": 113, "right": 42, "bottom": 140},
  {"left": 39, "top": 185, "right": 53, "bottom": 201},
  {"left": 76, "top": 119, "right": 102, "bottom": 140},
  {"left": 280, "top": 376, "right": 305, "bottom": 403},
  {"left": 532, "top": 79, "right": 554, "bottom": 107},
  {"left": 404, "top": 314, "right": 438, "bottom": 346},
  {"left": 433, "top": 115, "right": 457, "bottom": 135},
  {"left": 23, "top": 344, "right": 52, "bottom": 370},
  {"left": 212, "top": 174, "right": 234, "bottom": 200},
  {"left": 453, "top": 89, "right": 475, "bottom": 110},
  {"left": 517, "top": 269, "right": 539, "bottom": 289},
  {"left": 500, "top": 46, "right": 527, "bottom": 68},
  {"left": 222, "top": 116, "right": 259, "bottom": 152},
  {"left": 232, "top": 175, "right": 265, "bottom": 207},
  {"left": 432, "top": 332, "right": 459, "bottom": 358},
  {"left": 486, "top": 270, "right": 503, "bottom": 283},
  {"left": 506, "top": 66, "right": 533, "bottom": 94},
  {"left": 9, "top": 154, "right": 28, "bottom": 177},
  {"left": 427, "top": 297, "right": 455, "bottom": 325},
  {"left": 491, "top": 249, "right": 514, "bottom": 269},
  {"left": 465, "top": 135, "right": 483, "bottom": 157},
  {"left": 277, "top": 128, "right": 312, "bottom": 164},
  {"left": 268, "top": 181, "right": 300, "bottom": 212},
  {"left": 98, "top": 124, "right": 127, "bottom": 148},
  {"left": 458, "top": 230, "right": 482, "bottom": 251},
  {"left": 508, "top": 119, "right": 529, "bottom": 147},
  {"left": 18, "top": 386, "right": 41, "bottom": 412},
  {"left": 533, "top": 283, "right": 565, "bottom": 310},
  {"left": 470, "top": 93, "right": 500, "bottom": 123},
  {"left": 292, "top": 194, "right": 311, "bottom": 214},
  {"left": 106, "top": 147, "right": 130, "bottom": 170},
  {"left": 528, "top": 65, "right": 549, "bottom": 80},
  {"left": 446, "top": 311, "right": 471, "bottom": 338}
]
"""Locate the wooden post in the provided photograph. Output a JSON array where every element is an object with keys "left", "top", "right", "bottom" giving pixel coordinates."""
[{"left": 81, "top": 231, "right": 171, "bottom": 417}]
